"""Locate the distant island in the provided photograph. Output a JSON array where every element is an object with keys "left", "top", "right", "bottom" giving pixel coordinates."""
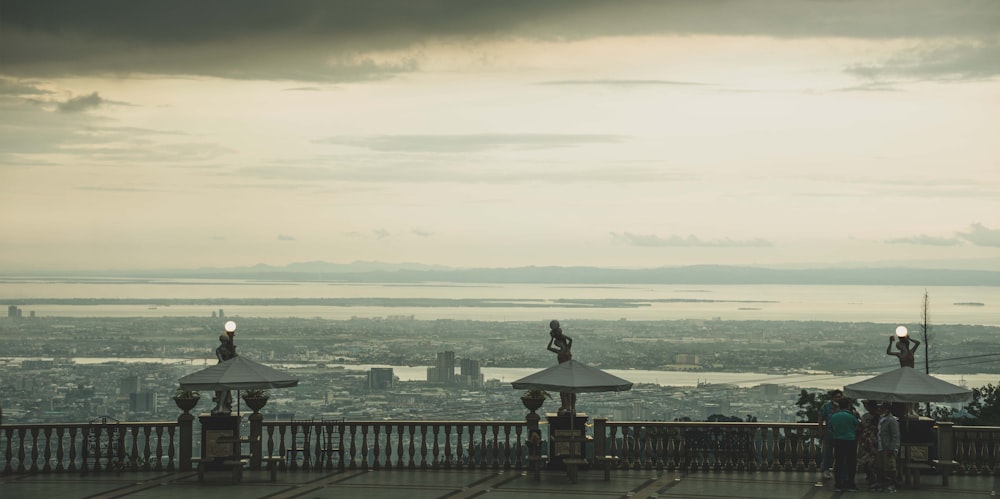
[
  {"left": 954, "top": 302, "right": 985, "bottom": 306},
  {"left": 2, "top": 261, "right": 999, "bottom": 286}
]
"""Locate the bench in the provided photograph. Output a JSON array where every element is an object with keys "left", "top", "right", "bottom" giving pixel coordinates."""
[
  {"left": 931, "top": 459, "right": 961, "bottom": 486},
  {"left": 261, "top": 455, "right": 283, "bottom": 482},
  {"left": 592, "top": 454, "right": 617, "bottom": 481},
  {"left": 526, "top": 453, "right": 549, "bottom": 480},
  {"left": 193, "top": 457, "right": 247, "bottom": 484},
  {"left": 562, "top": 457, "right": 589, "bottom": 483}
]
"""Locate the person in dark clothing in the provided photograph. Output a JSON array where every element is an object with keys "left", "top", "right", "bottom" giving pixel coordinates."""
[{"left": 830, "top": 397, "right": 861, "bottom": 492}]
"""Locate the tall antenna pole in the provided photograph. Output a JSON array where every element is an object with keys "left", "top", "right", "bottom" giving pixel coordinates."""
[
  {"left": 921, "top": 290, "right": 931, "bottom": 416},
  {"left": 921, "top": 290, "right": 930, "bottom": 375}
]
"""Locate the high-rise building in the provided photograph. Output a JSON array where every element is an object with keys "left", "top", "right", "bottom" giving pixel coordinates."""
[
  {"left": 7, "top": 305, "right": 22, "bottom": 319},
  {"left": 129, "top": 392, "right": 157, "bottom": 413},
  {"left": 459, "top": 358, "right": 483, "bottom": 388},
  {"left": 436, "top": 351, "right": 455, "bottom": 384},
  {"left": 367, "top": 367, "right": 394, "bottom": 391},
  {"left": 120, "top": 375, "right": 141, "bottom": 395}
]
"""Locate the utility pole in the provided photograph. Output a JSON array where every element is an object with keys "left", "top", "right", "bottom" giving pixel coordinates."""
[
  {"left": 920, "top": 290, "right": 930, "bottom": 375},
  {"left": 920, "top": 290, "right": 931, "bottom": 416}
]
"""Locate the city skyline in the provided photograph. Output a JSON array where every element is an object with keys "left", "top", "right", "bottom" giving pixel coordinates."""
[{"left": 1, "top": 1, "right": 998, "bottom": 272}]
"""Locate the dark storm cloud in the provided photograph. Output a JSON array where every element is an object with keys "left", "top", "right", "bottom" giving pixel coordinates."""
[
  {"left": 611, "top": 232, "right": 773, "bottom": 248},
  {"left": 1, "top": 0, "right": 996, "bottom": 81},
  {"left": 846, "top": 41, "right": 1000, "bottom": 81},
  {"left": 56, "top": 92, "right": 106, "bottom": 113},
  {"left": 0, "top": 78, "right": 51, "bottom": 96},
  {"left": 885, "top": 235, "right": 961, "bottom": 246},
  {"left": 957, "top": 223, "right": 1000, "bottom": 248},
  {"left": 321, "top": 134, "right": 624, "bottom": 153}
]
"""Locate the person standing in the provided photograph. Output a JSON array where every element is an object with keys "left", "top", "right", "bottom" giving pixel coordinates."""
[
  {"left": 818, "top": 389, "right": 844, "bottom": 479},
  {"left": 873, "top": 402, "right": 901, "bottom": 493},
  {"left": 856, "top": 400, "right": 879, "bottom": 485},
  {"left": 830, "top": 398, "right": 861, "bottom": 491}
]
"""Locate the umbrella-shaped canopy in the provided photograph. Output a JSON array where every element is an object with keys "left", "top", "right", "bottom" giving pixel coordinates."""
[
  {"left": 178, "top": 356, "right": 299, "bottom": 391},
  {"left": 511, "top": 359, "right": 633, "bottom": 394},
  {"left": 844, "top": 366, "right": 972, "bottom": 403}
]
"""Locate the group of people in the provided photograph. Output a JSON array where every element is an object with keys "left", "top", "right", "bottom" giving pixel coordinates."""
[
  {"left": 815, "top": 331, "right": 918, "bottom": 492},
  {"left": 819, "top": 389, "right": 901, "bottom": 493}
]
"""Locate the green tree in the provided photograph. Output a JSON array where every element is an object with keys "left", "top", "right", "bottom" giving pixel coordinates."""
[{"left": 929, "top": 384, "right": 1000, "bottom": 426}]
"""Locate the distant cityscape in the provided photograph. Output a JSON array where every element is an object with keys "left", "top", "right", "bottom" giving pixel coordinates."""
[{"left": 2, "top": 311, "right": 997, "bottom": 426}]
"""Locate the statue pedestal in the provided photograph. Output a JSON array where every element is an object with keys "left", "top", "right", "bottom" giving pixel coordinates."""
[
  {"left": 545, "top": 412, "right": 590, "bottom": 470},
  {"left": 199, "top": 414, "right": 243, "bottom": 471}
]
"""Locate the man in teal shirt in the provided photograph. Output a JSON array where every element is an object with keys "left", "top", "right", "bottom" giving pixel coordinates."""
[{"left": 830, "top": 397, "right": 861, "bottom": 491}]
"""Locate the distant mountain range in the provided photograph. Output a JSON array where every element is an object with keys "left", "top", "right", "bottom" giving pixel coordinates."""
[{"left": 12, "top": 261, "right": 999, "bottom": 286}]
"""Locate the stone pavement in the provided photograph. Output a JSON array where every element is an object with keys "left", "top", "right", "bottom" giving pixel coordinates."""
[{"left": 1, "top": 468, "right": 996, "bottom": 498}]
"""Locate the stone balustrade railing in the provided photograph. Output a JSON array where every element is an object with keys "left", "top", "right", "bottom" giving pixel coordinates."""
[
  {"left": 1, "top": 420, "right": 179, "bottom": 474},
  {"left": 3, "top": 417, "right": 997, "bottom": 477}
]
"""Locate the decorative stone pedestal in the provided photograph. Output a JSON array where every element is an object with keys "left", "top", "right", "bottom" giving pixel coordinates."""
[
  {"left": 545, "top": 412, "right": 590, "bottom": 470},
  {"left": 198, "top": 414, "right": 242, "bottom": 472}
]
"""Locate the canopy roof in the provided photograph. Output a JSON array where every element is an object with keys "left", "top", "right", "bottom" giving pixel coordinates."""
[
  {"left": 511, "top": 359, "right": 633, "bottom": 394},
  {"left": 178, "top": 356, "right": 299, "bottom": 391},
  {"left": 844, "top": 366, "right": 972, "bottom": 403}
]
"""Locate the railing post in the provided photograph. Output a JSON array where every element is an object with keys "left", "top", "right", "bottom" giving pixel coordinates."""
[
  {"left": 178, "top": 412, "right": 194, "bottom": 471},
  {"left": 937, "top": 421, "right": 954, "bottom": 461},
  {"left": 593, "top": 418, "right": 607, "bottom": 458},
  {"left": 249, "top": 412, "right": 263, "bottom": 470}
]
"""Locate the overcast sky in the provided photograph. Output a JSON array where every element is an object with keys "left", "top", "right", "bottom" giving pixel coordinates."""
[{"left": 1, "top": 0, "right": 998, "bottom": 272}]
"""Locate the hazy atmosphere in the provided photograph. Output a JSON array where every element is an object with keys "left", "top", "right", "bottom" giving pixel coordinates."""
[{"left": 2, "top": 1, "right": 998, "bottom": 272}]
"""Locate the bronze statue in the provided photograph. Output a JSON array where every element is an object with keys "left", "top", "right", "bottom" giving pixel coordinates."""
[
  {"left": 547, "top": 320, "right": 576, "bottom": 415},
  {"left": 211, "top": 328, "right": 238, "bottom": 415}
]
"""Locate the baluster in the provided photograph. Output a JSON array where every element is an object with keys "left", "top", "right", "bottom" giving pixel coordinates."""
[
  {"left": 978, "top": 436, "right": 990, "bottom": 475},
  {"left": 767, "top": 426, "right": 776, "bottom": 472},
  {"left": 418, "top": 424, "right": 428, "bottom": 469},
  {"left": 455, "top": 425, "right": 465, "bottom": 469},
  {"left": 466, "top": 424, "right": 476, "bottom": 470},
  {"left": 608, "top": 425, "right": 620, "bottom": 470},
  {"left": 514, "top": 424, "right": 523, "bottom": 470},
  {"left": 501, "top": 424, "right": 512, "bottom": 470},
  {"left": 490, "top": 424, "right": 500, "bottom": 469},
  {"left": 656, "top": 426, "right": 667, "bottom": 472},
  {"left": 370, "top": 423, "right": 380, "bottom": 470},
  {"left": 52, "top": 427, "right": 65, "bottom": 472},
  {"left": 39, "top": 427, "right": 52, "bottom": 472},
  {"left": 407, "top": 424, "right": 417, "bottom": 469},
  {"left": 359, "top": 424, "right": 369, "bottom": 470},
  {"left": 678, "top": 425, "right": 689, "bottom": 472},
  {"left": 346, "top": 423, "right": 357, "bottom": 470},
  {"left": 808, "top": 428, "right": 820, "bottom": 472},
  {"left": 477, "top": 424, "right": 489, "bottom": 470},
  {"left": 796, "top": 427, "right": 808, "bottom": 471},
  {"left": 443, "top": 424, "right": 453, "bottom": 469},
  {"left": 274, "top": 423, "right": 286, "bottom": 470},
  {"left": 383, "top": 423, "right": 393, "bottom": 470},
  {"left": 15, "top": 427, "right": 27, "bottom": 473},
  {"left": 640, "top": 426, "right": 651, "bottom": 470},
  {"left": 621, "top": 425, "right": 632, "bottom": 470},
  {"left": 3, "top": 427, "right": 13, "bottom": 473},
  {"left": 723, "top": 426, "right": 735, "bottom": 472},
  {"left": 432, "top": 425, "right": 441, "bottom": 469},
  {"left": 711, "top": 427, "right": 722, "bottom": 472},
  {"left": 989, "top": 432, "right": 1000, "bottom": 475},
  {"left": 392, "top": 423, "right": 403, "bottom": 470},
  {"left": 152, "top": 426, "right": 163, "bottom": 471},
  {"left": 665, "top": 426, "right": 676, "bottom": 471},
  {"left": 28, "top": 427, "right": 40, "bottom": 473}
]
